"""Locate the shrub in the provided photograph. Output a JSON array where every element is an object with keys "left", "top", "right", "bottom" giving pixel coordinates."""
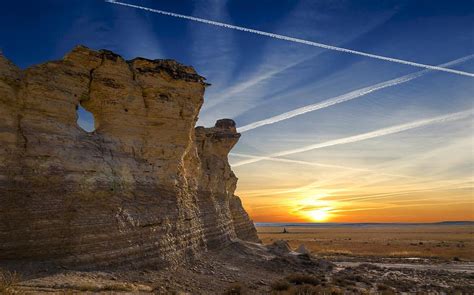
[
  {"left": 332, "top": 277, "right": 354, "bottom": 287},
  {"left": 271, "top": 280, "right": 291, "bottom": 291},
  {"left": 223, "top": 283, "right": 247, "bottom": 295},
  {"left": 377, "top": 283, "right": 396, "bottom": 295},
  {"left": 288, "top": 284, "right": 342, "bottom": 295},
  {"left": 288, "top": 284, "right": 321, "bottom": 295},
  {"left": 286, "top": 274, "right": 321, "bottom": 286},
  {"left": 377, "top": 283, "right": 390, "bottom": 291},
  {"left": 0, "top": 269, "right": 22, "bottom": 295}
]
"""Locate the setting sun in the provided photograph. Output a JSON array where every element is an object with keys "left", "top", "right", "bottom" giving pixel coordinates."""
[
  {"left": 307, "top": 208, "right": 332, "bottom": 222},
  {"left": 293, "top": 194, "right": 335, "bottom": 222}
]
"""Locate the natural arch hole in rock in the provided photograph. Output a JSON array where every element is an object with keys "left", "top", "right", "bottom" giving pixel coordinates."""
[{"left": 76, "top": 104, "right": 95, "bottom": 132}]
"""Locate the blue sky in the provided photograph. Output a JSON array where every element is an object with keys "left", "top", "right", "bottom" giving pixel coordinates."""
[{"left": 2, "top": 0, "right": 473, "bottom": 222}]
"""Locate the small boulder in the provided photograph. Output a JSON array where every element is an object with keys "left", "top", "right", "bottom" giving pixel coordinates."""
[
  {"left": 296, "top": 244, "right": 310, "bottom": 255},
  {"left": 268, "top": 240, "right": 292, "bottom": 255}
]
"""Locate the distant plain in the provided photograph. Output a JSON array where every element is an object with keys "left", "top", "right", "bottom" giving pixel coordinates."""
[{"left": 257, "top": 224, "right": 474, "bottom": 260}]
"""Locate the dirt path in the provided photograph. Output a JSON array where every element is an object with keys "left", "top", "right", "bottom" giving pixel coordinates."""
[{"left": 335, "top": 261, "right": 474, "bottom": 273}]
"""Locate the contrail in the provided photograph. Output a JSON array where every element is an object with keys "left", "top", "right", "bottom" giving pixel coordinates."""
[
  {"left": 105, "top": 0, "right": 474, "bottom": 77},
  {"left": 231, "top": 152, "right": 412, "bottom": 179},
  {"left": 238, "top": 55, "right": 474, "bottom": 133},
  {"left": 330, "top": 201, "right": 474, "bottom": 213},
  {"left": 334, "top": 182, "right": 473, "bottom": 203},
  {"left": 232, "top": 109, "right": 474, "bottom": 167}
]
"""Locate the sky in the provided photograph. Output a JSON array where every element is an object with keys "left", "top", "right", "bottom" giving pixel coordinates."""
[{"left": 1, "top": 0, "right": 473, "bottom": 223}]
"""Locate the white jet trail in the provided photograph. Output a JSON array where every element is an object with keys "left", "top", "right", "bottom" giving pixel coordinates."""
[
  {"left": 238, "top": 55, "right": 474, "bottom": 133},
  {"left": 105, "top": 0, "right": 474, "bottom": 78},
  {"left": 232, "top": 110, "right": 474, "bottom": 167}
]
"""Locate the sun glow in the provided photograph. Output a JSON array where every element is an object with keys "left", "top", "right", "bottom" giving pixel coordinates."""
[
  {"left": 293, "top": 193, "right": 336, "bottom": 222},
  {"left": 307, "top": 207, "right": 332, "bottom": 222}
]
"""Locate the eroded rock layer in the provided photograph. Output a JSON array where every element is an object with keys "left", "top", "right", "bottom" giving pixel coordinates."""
[{"left": 0, "top": 46, "right": 258, "bottom": 268}]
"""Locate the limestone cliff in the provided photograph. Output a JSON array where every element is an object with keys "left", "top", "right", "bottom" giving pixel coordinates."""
[{"left": 0, "top": 46, "right": 259, "bottom": 268}]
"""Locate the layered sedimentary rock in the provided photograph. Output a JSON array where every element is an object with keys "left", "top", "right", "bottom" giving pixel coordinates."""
[{"left": 0, "top": 46, "right": 258, "bottom": 268}]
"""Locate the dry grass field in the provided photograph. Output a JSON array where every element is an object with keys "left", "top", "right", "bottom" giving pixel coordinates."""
[{"left": 257, "top": 225, "right": 474, "bottom": 260}]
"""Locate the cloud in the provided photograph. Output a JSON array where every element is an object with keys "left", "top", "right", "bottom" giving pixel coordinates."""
[
  {"left": 105, "top": 0, "right": 474, "bottom": 77},
  {"left": 190, "top": 0, "right": 236, "bottom": 88},
  {"left": 232, "top": 109, "right": 473, "bottom": 167},
  {"left": 201, "top": 53, "right": 317, "bottom": 112},
  {"left": 112, "top": 4, "right": 164, "bottom": 59}
]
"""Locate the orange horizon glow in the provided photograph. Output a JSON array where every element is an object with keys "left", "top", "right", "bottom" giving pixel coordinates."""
[
  {"left": 237, "top": 185, "right": 474, "bottom": 223},
  {"left": 232, "top": 129, "right": 474, "bottom": 224}
]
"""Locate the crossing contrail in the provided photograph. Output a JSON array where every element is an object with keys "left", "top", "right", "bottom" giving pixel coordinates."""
[
  {"left": 232, "top": 110, "right": 474, "bottom": 167},
  {"left": 238, "top": 55, "right": 474, "bottom": 133},
  {"left": 105, "top": 0, "right": 474, "bottom": 78}
]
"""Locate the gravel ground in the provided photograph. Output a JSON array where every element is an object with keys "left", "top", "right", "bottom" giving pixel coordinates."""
[{"left": 2, "top": 240, "right": 473, "bottom": 294}]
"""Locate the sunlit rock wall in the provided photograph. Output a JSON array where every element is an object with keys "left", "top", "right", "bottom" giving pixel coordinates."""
[{"left": 0, "top": 46, "right": 258, "bottom": 268}]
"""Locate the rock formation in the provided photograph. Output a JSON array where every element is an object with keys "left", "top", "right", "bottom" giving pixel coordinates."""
[{"left": 0, "top": 46, "right": 258, "bottom": 268}]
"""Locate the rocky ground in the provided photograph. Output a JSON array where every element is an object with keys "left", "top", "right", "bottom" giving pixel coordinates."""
[{"left": 1, "top": 240, "right": 473, "bottom": 294}]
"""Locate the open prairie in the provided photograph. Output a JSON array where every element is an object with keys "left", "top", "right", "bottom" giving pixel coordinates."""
[{"left": 257, "top": 224, "right": 474, "bottom": 260}]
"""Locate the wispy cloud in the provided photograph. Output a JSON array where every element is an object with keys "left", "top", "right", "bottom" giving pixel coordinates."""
[
  {"left": 110, "top": 3, "right": 165, "bottom": 59},
  {"left": 202, "top": 54, "right": 318, "bottom": 112},
  {"left": 232, "top": 110, "right": 473, "bottom": 167},
  {"left": 238, "top": 135, "right": 473, "bottom": 200},
  {"left": 237, "top": 55, "right": 474, "bottom": 133},
  {"left": 58, "top": 2, "right": 164, "bottom": 60},
  {"left": 105, "top": 0, "right": 474, "bottom": 77},
  {"left": 190, "top": 0, "right": 236, "bottom": 88}
]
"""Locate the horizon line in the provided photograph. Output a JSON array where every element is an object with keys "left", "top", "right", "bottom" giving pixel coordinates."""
[{"left": 255, "top": 220, "right": 474, "bottom": 225}]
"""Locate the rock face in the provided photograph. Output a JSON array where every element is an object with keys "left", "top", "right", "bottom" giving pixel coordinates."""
[{"left": 0, "top": 46, "right": 259, "bottom": 268}]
